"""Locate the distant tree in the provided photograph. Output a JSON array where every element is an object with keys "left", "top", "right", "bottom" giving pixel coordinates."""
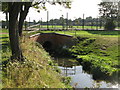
[
  {"left": 98, "top": 2, "right": 119, "bottom": 30},
  {"left": 85, "top": 16, "right": 93, "bottom": 26},
  {"left": 74, "top": 18, "right": 79, "bottom": 28}
]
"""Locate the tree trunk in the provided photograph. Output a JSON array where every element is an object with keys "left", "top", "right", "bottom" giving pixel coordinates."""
[
  {"left": 8, "top": 2, "right": 24, "bottom": 61},
  {"left": 18, "top": 3, "right": 31, "bottom": 36}
]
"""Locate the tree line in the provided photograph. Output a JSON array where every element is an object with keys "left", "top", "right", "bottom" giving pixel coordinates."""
[{"left": 27, "top": 16, "right": 119, "bottom": 28}]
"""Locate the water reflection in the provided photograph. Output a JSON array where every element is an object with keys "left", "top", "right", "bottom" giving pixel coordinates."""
[
  {"left": 58, "top": 66, "right": 119, "bottom": 88},
  {"left": 53, "top": 57, "right": 119, "bottom": 88}
]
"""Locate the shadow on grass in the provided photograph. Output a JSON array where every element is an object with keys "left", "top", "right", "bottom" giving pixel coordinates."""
[
  {"left": 2, "top": 42, "right": 10, "bottom": 52},
  {"left": 0, "top": 37, "right": 8, "bottom": 39},
  {"left": 86, "top": 30, "right": 120, "bottom": 36},
  {"left": 0, "top": 35, "right": 10, "bottom": 51}
]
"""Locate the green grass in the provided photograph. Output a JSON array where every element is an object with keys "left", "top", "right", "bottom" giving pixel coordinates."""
[
  {"left": 0, "top": 31, "right": 10, "bottom": 62},
  {"left": 30, "top": 25, "right": 120, "bottom": 30},
  {"left": 33, "top": 25, "right": 63, "bottom": 28},
  {"left": 31, "top": 25, "right": 104, "bottom": 29},
  {"left": 28, "top": 30, "right": 120, "bottom": 37},
  {"left": 0, "top": 29, "right": 9, "bottom": 33},
  {"left": 69, "top": 35, "right": 119, "bottom": 76},
  {"left": 0, "top": 29, "right": 10, "bottom": 89},
  {"left": 1, "top": 29, "right": 72, "bottom": 88}
]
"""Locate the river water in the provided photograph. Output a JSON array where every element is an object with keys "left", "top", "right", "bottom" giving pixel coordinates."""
[{"left": 54, "top": 58, "right": 119, "bottom": 89}]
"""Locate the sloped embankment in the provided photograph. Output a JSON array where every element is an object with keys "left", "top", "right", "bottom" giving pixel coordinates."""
[
  {"left": 69, "top": 36, "right": 119, "bottom": 81},
  {"left": 2, "top": 37, "right": 71, "bottom": 88}
]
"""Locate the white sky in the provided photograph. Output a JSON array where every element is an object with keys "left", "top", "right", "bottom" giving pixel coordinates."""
[{"left": 0, "top": 0, "right": 102, "bottom": 22}]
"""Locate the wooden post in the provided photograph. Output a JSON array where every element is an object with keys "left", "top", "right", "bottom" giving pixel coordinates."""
[
  {"left": 39, "top": 20, "right": 40, "bottom": 30},
  {"left": 82, "top": 14, "right": 85, "bottom": 30},
  {"left": 66, "top": 12, "right": 68, "bottom": 31},
  {"left": 41, "top": 18, "right": 42, "bottom": 28},
  {"left": 66, "top": 66, "right": 67, "bottom": 76},
  {"left": 96, "top": 16, "right": 98, "bottom": 30},
  {"left": 29, "top": 17, "right": 30, "bottom": 27},
  {"left": 52, "top": 19, "right": 54, "bottom": 30},
  {"left": 74, "top": 66, "right": 76, "bottom": 74},
  {"left": 47, "top": 11, "right": 49, "bottom": 30}
]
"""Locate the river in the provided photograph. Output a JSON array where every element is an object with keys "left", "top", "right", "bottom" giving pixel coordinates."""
[{"left": 53, "top": 58, "right": 119, "bottom": 89}]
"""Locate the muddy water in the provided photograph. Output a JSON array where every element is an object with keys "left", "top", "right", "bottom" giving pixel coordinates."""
[{"left": 54, "top": 58, "right": 119, "bottom": 88}]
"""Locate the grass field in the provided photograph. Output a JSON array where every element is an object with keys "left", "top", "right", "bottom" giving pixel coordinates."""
[
  {"left": 28, "top": 30, "right": 120, "bottom": 37},
  {"left": 32, "top": 25, "right": 104, "bottom": 29},
  {"left": 0, "top": 29, "right": 8, "bottom": 33},
  {"left": 31, "top": 25, "right": 120, "bottom": 30}
]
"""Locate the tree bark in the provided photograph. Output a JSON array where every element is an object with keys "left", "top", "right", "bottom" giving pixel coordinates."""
[
  {"left": 8, "top": 2, "right": 24, "bottom": 61},
  {"left": 18, "top": 3, "right": 31, "bottom": 36}
]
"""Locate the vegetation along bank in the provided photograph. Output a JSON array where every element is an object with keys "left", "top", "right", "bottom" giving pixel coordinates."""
[
  {"left": 1, "top": 31, "right": 71, "bottom": 88},
  {"left": 68, "top": 31, "right": 119, "bottom": 83}
]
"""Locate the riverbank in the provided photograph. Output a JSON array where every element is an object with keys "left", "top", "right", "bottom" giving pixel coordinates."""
[
  {"left": 69, "top": 35, "right": 119, "bottom": 83},
  {"left": 1, "top": 33, "right": 71, "bottom": 88}
]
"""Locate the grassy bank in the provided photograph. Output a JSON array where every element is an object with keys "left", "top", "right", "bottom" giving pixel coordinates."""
[
  {"left": 1, "top": 31, "right": 71, "bottom": 88},
  {"left": 69, "top": 35, "right": 119, "bottom": 78}
]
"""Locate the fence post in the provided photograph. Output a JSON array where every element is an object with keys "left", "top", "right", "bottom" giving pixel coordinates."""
[
  {"left": 41, "top": 18, "right": 42, "bottom": 28},
  {"left": 66, "top": 12, "right": 68, "bottom": 31},
  {"left": 47, "top": 11, "right": 49, "bottom": 30},
  {"left": 39, "top": 20, "right": 40, "bottom": 30},
  {"left": 29, "top": 17, "right": 30, "bottom": 27},
  {"left": 82, "top": 14, "right": 85, "bottom": 30},
  {"left": 52, "top": 19, "right": 54, "bottom": 30},
  {"left": 96, "top": 17, "right": 98, "bottom": 30}
]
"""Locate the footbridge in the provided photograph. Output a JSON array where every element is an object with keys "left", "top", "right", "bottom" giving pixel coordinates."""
[{"left": 30, "top": 33, "right": 75, "bottom": 50}]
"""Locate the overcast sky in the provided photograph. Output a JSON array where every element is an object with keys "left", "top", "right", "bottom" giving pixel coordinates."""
[{"left": 0, "top": 0, "right": 102, "bottom": 22}]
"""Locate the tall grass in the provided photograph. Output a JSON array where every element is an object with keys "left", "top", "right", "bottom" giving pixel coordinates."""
[{"left": 2, "top": 36, "right": 71, "bottom": 88}]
